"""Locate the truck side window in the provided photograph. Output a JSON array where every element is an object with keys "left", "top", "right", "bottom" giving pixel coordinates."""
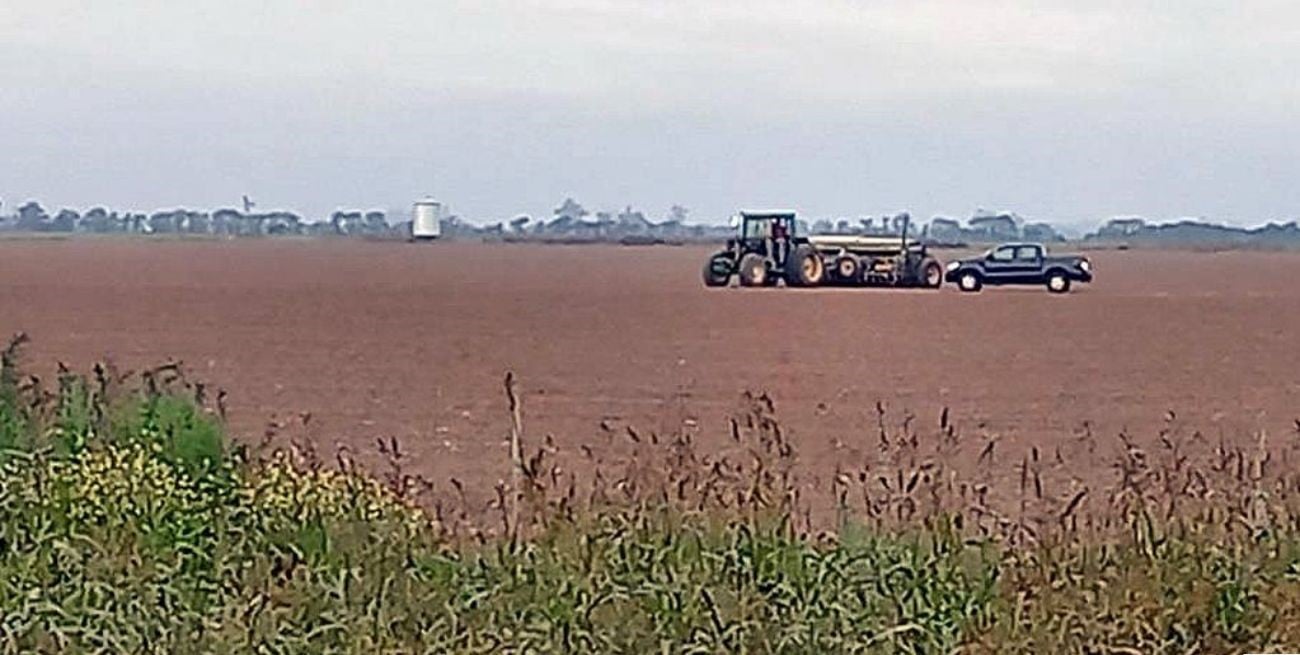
[
  {"left": 991, "top": 247, "right": 1015, "bottom": 262},
  {"left": 1015, "top": 246, "right": 1040, "bottom": 261}
]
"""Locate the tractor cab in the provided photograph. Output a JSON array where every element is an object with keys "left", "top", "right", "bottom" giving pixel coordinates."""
[
  {"left": 732, "top": 210, "right": 797, "bottom": 247},
  {"left": 703, "top": 210, "right": 823, "bottom": 287}
]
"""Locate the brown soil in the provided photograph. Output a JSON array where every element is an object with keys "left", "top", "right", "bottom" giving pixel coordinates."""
[{"left": 3, "top": 239, "right": 1298, "bottom": 511}]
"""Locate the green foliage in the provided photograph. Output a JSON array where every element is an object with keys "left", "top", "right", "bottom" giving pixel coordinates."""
[
  {"left": 4, "top": 337, "right": 1300, "bottom": 653},
  {"left": 107, "top": 394, "right": 225, "bottom": 480},
  {"left": 0, "top": 334, "right": 30, "bottom": 454}
]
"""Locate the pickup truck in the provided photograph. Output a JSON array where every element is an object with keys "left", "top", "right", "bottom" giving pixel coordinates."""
[{"left": 943, "top": 243, "right": 1092, "bottom": 293}]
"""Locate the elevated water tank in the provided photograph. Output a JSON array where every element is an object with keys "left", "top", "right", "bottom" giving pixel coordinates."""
[{"left": 411, "top": 199, "right": 442, "bottom": 240}]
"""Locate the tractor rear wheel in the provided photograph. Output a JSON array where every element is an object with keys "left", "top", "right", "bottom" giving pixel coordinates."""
[
  {"left": 785, "top": 245, "right": 825, "bottom": 287},
  {"left": 737, "top": 253, "right": 768, "bottom": 287}
]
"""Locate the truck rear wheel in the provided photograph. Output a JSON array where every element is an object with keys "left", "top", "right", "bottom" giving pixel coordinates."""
[
  {"left": 1047, "top": 272, "right": 1071, "bottom": 293},
  {"left": 737, "top": 253, "right": 768, "bottom": 287},
  {"left": 785, "top": 245, "right": 825, "bottom": 287}
]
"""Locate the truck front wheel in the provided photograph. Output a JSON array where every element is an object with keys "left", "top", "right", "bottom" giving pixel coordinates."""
[
  {"left": 1047, "top": 272, "right": 1071, "bottom": 293},
  {"left": 957, "top": 271, "right": 982, "bottom": 293}
]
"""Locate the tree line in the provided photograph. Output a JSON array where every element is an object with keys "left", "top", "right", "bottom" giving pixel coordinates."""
[{"left": 0, "top": 201, "right": 409, "bottom": 238}]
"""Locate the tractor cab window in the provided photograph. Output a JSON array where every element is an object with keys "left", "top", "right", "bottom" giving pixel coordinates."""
[
  {"left": 989, "top": 246, "right": 1016, "bottom": 262},
  {"left": 742, "top": 218, "right": 773, "bottom": 241}
]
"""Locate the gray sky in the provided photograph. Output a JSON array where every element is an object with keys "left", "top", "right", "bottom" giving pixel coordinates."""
[{"left": 3, "top": 0, "right": 1299, "bottom": 228}]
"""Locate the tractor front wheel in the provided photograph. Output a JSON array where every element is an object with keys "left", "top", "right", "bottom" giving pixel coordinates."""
[
  {"left": 702, "top": 257, "right": 730, "bottom": 287},
  {"left": 737, "top": 253, "right": 768, "bottom": 287}
]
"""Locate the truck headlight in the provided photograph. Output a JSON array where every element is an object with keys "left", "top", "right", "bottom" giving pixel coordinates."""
[
  {"left": 945, "top": 261, "right": 961, "bottom": 272},
  {"left": 1079, "top": 259, "right": 1091, "bottom": 273}
]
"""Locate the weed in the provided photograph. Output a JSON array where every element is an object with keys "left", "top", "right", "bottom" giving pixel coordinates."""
[{"left": 3, "top": 333, "right": 1300, "bottom": 653}]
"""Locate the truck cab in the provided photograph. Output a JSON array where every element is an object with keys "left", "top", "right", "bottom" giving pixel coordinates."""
[
  {"left": 944, "top": 242, "right": 1093, "bottom": 293},
  {"left": 983, "top": 243, "right": 1047, "bottom": 284}
]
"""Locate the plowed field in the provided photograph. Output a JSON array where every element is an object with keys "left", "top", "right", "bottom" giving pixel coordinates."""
[{"left": 4, "top": 239, "right": 1298, "bottom": 511}]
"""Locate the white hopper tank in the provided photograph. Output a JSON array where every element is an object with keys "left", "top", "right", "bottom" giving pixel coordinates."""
[{"left": 411, "top": 199, "right": 442, "bottom": 240}]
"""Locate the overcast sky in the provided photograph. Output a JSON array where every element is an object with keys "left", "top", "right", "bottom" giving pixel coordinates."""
[{"left": 3, "top": 0, "right": 1299, "bottom": 228}]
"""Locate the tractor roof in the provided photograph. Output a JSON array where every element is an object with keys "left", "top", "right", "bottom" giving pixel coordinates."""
[{"left": 738, "top": 210, "right": 796, "bottom": 219}]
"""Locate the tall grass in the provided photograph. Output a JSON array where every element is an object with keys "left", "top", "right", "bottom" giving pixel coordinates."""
[{"left": 2, "top": 333, "right": 1300, "bottom": 653}]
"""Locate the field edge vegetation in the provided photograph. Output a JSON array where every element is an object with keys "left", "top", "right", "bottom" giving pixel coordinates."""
[{"left": 2, "top": 334, "right": 1300, "bottom": 653}]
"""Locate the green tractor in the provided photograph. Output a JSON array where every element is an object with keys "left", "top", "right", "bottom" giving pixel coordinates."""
[
  {"left": 703, "top": 210, "right": 943, "bottom": 289},
  {"left": 702, "top": 211, "right": 826, "bottom": 288}
]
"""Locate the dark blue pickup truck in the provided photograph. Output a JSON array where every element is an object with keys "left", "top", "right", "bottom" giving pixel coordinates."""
[{"left": 944, "top": 243, "right": 1093, "bottom": 293}]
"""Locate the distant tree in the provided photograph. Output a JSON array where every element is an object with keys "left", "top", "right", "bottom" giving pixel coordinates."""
[
  {"left": 128, "top": 213, "right": 148, "bottom": 234},
  {"left": 149, "top": 211, "right": 180, "bottom": 234},
  {"left": 187, "top": 212, "right": 211, "bottom": 234},
  {"left": 16, "top": 201, "right": 48, "bottom": 231},
  {"left": 263, "top": 211, "right": 301, "bottom": 236},
  {"left": 364, "top": 211, "right": 387, "bottom": 233},
  {"left": 545, "top": 214, "right": 578, "bottom": 234},
  {"left": 439, "top": 214, "right": 466, "bottom": 237},
  {"left": 212, "top": 208, "right": 241, "bottom": 235},
  {"left": 1095, "top": 217, "right": 1146, "bottom": 238},
  {"left": 331, "top": 210, "right": 364, "bottom": 235},
  {"left": 618, "top": 207, "right": 649, "bottom": 234},
  {"left": 1023, "top": 222, "right": 1064, "bottom": 242},
  {"left": 553, "top": 198, "right": 587, "bottom": 221},
  {"left": 967, "top": 213, "right": 1018, "bottom": 240},
  {"left": 667, "top": 204, "right": 689, "bottom": 224},
  {"left": 50, "top": 209, "right": 79, "bottom": 232},
  {"left": 891, "top": 213, "right": 912, "bottom": 234},
  {"left": 82, "top": 207, "right": 112, "bottom": 233},
  {"left": 593, "top": 211, "right": 614, "bottom": 236}
]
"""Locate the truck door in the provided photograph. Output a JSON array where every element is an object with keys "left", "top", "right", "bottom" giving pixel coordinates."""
[
  {"left": 982, "top": 245, "right": 1020, "bottom": 282},
  {"left": 1012, "top": 245, "right": 1044, "bottom": 283},
  {"left": 984, "top": 245, "right": 1041, "bottom": 283}
]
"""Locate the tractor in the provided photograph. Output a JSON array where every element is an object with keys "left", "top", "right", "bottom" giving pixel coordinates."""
[
  {"left": 701, "top": 211, "right": 825, "bottom": 287},
  {"left": 702, "top": 210, "right": 944, "bottom": 289}
]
